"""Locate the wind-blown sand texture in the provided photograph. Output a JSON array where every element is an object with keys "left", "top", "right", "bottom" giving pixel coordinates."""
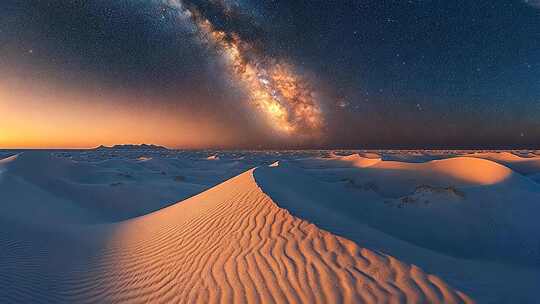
[{"left": 1, "top": 150, "right": 540, "bottom": 303}]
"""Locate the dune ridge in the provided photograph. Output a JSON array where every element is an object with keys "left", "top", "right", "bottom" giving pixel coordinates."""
[
  {"left": 466, "top": 152, "right": 540, "bottom": 175},
  {"left": 345, "top": 156, "right": 515, "bottom": 186},
  {"left": 5, "top": 150, "right": 540, "bottom": 303},
  {"left": 0, "top": 156, "right": 473, "bottom": 303}
]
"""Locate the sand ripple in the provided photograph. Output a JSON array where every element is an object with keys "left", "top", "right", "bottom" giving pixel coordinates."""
[{"left": 0, "top": 169, "right": 473, "bottom": 303}]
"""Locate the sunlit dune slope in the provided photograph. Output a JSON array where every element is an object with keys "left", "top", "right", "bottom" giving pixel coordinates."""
[
  {"left": 466, "top": 152, "right": 540, "bottom": 175},
  {"left": 303, "top": 154, "right": 513, "bottom": 183},
  {"left": 0, "top": 160, "right": 473, "bottom": 303},
  {"left": 339, "top": 154, "right": 382, "bottom": 168},
  {"left": 297, "top": 154, "right": 382, "bottom": 169},
  {"left": 373, "top": 157, "right": 514, "bottom": 185},
  {"left": 297, "top": 155, "right": 535, "bottom": 198},
  {"left": 92, "top": 169, "right": 472, "bottom": 303},
  {"left": 352, "top": 155, "right": 514, "bottom": 186}
]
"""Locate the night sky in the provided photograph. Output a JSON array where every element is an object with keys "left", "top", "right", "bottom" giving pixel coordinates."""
[{"left": 1, "top": 0, "right": 539, "bottom": 149}]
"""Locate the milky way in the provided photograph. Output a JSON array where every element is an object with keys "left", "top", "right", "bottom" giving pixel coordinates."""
[
  {"left": 1, "top": 0, "right": 539, "bottom": 148},
  {"left": 163, "top": 0, "right": 324, "bottom": 137}
]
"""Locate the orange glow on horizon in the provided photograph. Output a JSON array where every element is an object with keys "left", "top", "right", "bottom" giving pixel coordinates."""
[{"left": 0, "top": 79, "right": 237, "bottom": 149}]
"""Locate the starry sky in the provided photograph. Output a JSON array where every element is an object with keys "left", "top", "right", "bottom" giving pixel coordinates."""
[{"left": 0, "top": 0, "right": 539, "bottom": 149}]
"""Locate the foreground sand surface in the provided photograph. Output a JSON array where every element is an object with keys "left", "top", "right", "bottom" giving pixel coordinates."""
[{"left": 1, "top": 149, "right": 539, "bottom": 303}]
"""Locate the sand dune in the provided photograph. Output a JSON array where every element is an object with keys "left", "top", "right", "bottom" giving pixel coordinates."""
[
  {"left": 296, "top": 154, "right": 381, "bottom": 169},
  {"left": 301, "top": 154, "right": 537, "bottom": 197},
  {"left": 254, "top": 161, "right": 540, "bottom": 302},
  {"left": 466, "top": 152, "right": 540, "bottom": 175},
  {"left": 2, "top": 151, "right": 540, "bottom": 303},
  {"left": 83, "top": 170, "right": 472, "bottom": 303},
  {"left": 365, "top": 156, "right": 516, "bottom": 186},
  {"left": 285, "top": 156, "right": 540, "bottom": 263},
  {"left": 338, "top": 154, "right": 382, "bottom": 168},
  {"left": 0, "top": 153, "right": 474, "bottom": 303},
  {"left": 0, "top": 152, "right": 206, "bottom": 222}
]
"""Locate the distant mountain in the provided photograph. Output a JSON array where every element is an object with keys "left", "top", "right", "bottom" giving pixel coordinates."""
[{"left": 94, "top": 144, "right": 169, "bottom": 151}]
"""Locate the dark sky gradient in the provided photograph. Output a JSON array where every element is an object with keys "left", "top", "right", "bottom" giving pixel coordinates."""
[{"left": 1, "top": 0, "right": 539, "bottom": 148}]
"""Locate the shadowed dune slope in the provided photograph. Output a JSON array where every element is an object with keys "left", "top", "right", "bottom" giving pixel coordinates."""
[
  {"left": 0, "top": 165, "right": 473, "bottom": 303},
  {"left": 253, "top": 162, "right": 540, "bottom": 303},
  {"left": 0, "top": 153, "right": 206, "bottom": 222}
]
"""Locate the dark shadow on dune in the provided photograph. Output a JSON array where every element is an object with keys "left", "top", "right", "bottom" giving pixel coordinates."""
[{"left": 253, "top": 163, "right": 540, "bottom": 269}]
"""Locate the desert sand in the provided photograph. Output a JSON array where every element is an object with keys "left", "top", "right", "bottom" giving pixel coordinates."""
[{"left": 1, "top": 150, "right": 539, "bottom": 303}]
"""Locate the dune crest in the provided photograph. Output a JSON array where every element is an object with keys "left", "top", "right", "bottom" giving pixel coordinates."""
[
  {"left": 358, "top": 156, "right": 516, "bottom": 189},
  {"left": 86, "top": 170, "right": 472, "bottom": 303},
  {"left": 339, "top": 154, "right": 382, "bottom": 168},
  {"left": 466, "top": 152, "right": 540, "bottom": 175},
  {"left": 427, "top": 157, "right": 513, "bottom": 185},
  {"left": 0, "top": 164, "right": 473, "bottom": 303}
]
